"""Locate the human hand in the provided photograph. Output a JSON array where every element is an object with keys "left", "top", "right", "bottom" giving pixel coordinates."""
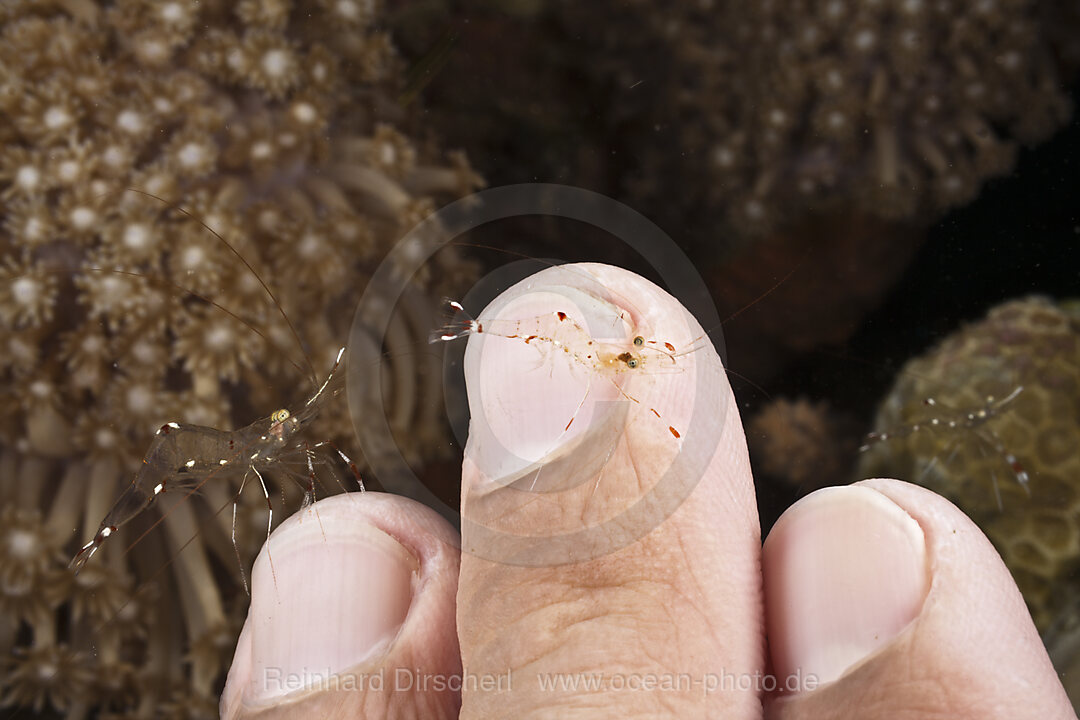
[{"left": 220, "top": 264, "right": 1073, "bottom": 719}]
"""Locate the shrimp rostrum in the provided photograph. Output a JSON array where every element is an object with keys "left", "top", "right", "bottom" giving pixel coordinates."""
[{"left": 70, "top": 347, "right": 362, "bottom": 577}]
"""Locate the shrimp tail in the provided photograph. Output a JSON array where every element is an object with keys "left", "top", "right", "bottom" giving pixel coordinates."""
[
  {"left": 69, "top": 525, "right": 115, "bottom": 573},
  {"left": 429, "top": 298, "right": 481, "bottom": 343},
  {"left": 69, "top": 475, "right": 156, "bottom": 572}
]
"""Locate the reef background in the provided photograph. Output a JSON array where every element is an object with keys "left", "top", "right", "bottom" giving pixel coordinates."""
[{"left": 1, "top": 0, "right": 1079, "bottom": 716}]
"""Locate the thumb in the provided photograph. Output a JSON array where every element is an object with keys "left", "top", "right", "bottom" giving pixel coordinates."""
[
  {"left": 763, "top": 478, "right": 1073, "bottom": 719},
  {"left": 220, "top": 493, "right": 461, "bottom": 719},
  {"left": 456, "top": 263, "right": 763, "bottom": 718}
]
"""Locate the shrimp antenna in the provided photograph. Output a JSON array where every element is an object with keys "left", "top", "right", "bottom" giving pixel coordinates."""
[
  {"left": 449, "top": 240, "right": 807, "bottom": 361},
  {"left": 108, "top": 187, "right": 318, "bottom": 389},
  {"left": 89, "top": 267, "right": 310, "bottom": 381}
]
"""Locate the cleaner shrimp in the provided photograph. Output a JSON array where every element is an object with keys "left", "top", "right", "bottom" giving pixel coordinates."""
[
  {"left": 69, "top": 346, "right": 363, "bottom": 590},
  {"left": 427, "top": 258, "right": 795, "bottom": 456},
  {"left": 55, "top": 192, "right": 367, "bottom": 591},
  {"left": 859, "top": 385, "right": 1031, "bottom": 511},
  {"left": 431, "top": 297, "right": 688, "bottom": 443}
]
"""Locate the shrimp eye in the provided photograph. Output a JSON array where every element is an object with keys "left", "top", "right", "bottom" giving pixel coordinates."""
[
  {"left": 626, "top": 357, "right": 639, "bottom": 369},
  {"left": 271, "top": 409, "right": 290, "bottom": 423},
  {"left": 633, "top": 336, "right": 645, "bottom": 347}
]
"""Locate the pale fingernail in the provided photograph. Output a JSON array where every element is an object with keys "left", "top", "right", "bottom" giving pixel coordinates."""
[
  {"left": 464, "top": 288, "right": 629, "bottom": 482},
  {"left": 763, "top": 485, "right": 929, "bottom": 688},
  {"left": 246, "top": 509, "right": 419, "bottom": 702}
]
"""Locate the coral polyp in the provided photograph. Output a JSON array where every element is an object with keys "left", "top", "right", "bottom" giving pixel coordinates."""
[{"left": 0, "top": 1, "right": 482, "bottom": 716}]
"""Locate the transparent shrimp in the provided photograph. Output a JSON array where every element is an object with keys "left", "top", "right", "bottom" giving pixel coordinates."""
[
  {"left": 859, "top": 385, "right": 1031, "bottom": 510},
  {"left": 58, "top": 193, "right": 365, "bottom": 588},
  {"left": 432, "top": 299, "right": 679, "bottom": 371},
  {"left": 430, "top": 298, "right": 686, "bottom": 440},
  {"left": 70, "top": 348, "right": 364, "bottom": 587}
]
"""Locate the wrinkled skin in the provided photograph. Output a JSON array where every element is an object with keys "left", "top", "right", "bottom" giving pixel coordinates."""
[{"left": 222, "top": 265, "right": 1073, "bottom": 720}]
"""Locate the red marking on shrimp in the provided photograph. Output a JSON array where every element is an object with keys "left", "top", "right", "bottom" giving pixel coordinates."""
[{"left": 430, "top": 298, "right": 690, "bottom": 445}]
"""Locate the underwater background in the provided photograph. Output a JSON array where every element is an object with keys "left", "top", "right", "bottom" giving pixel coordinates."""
[{"left": 1, "top": 0, "right": 1078, "bottom": 716}]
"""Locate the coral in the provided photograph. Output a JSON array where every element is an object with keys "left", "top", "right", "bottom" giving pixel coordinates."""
[
  {"left": 858, "top": 297, "right": 1080, "bottom": 638},
  {"left": 748, "top": 397, "right": 851, "bottom": 490},
  {"left": 0, "top": 1, "right": 483, "bottom": 717},
  {"left": 564, "top": 0, "right": 1075, "bottom": 238}
]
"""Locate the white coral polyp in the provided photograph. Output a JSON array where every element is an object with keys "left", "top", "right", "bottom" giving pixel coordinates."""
[
  {"left": 204, "top": 322, "right": 234, "bottom": 350},
  {"left": 334, "top": 0, "right": 372, "bottom": 23},
  {"left": 116, "top": 109, "right": 146, "bottom": 135},
  {"left": 125, "top": 385, "right": 154, "bottom": 415},
  {"left": 250, "top": 140, "right": 274, "bottom": 160},
  {"left": 136, "top": 37, "right": 169, "bottom": 65},
  {"left": 298, "top": 232, "right": 325, "bottom": 258},
  {"left": 43, "top": 106, "right": 73, "bottom": 131},
  {"left": 29, "top": 380, "right": 53, "bottom": 400},
  {"left": 14, "top": 165, "right": 40, "bottom": 192},
  {"left": 177, "top": 141, "right": 211, "bottom": 171},
  {"left": 159, "top": 2, "right": 187, "bottom": 24},
  {"left": 378, "top": 142, "right": 396, "bottom": 166},
  {"left": 95, "top": 276, "right": 128, "bottom": 310},
  {"left": 260, "top": 48, "right": 294, "bottom": 79},
  {"left": 227, "top": 48, "right": 249, "bottom": 74},
  {"left": 56, "top": 160, "right": 82, "bottom": 184},
  {"left": 5, "top": 529, "right": 39, "bottom": 559},
  {"left": 81, "top": 334, "right": 106, "bottom": 354},
  {"left": 122, "top": 223, "right": 153, "bottom": 251},
  {"left": 94, "top": 428, "right": 118, "bottom": 450},
  {"left": 290, "top": 101, "right": 317, "bottom": 125},
  {"left": 180, "top": 245, "right": 207, "bottom": 270},
  {"left": 21, "top": 218, "right": 46, "bottom": 244},
  {"left": 101, "top": 145, "right": 130, "bottom": 170},
  {"left": 852, "top": 29, "right": 876, "bottom": 51},
  {"left": 69, "top": 206, "right": 97, "bottom": 230},
  {"left": 11, "top": 277, "right": 41, "bottom": 308}
]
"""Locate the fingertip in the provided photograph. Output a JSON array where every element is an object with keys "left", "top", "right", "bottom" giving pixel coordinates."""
[
  {"left": 764, "top": 479, "right": 1072, "bottom": 719},
  {"left": 221, "top": 493, "right": 461, "bottom": 719},
  {"left": 220, "top": 618, "right": 253, "bottom": 719},
  {"left": 763, "top": 484, "right": 928, "bottom": 688}
]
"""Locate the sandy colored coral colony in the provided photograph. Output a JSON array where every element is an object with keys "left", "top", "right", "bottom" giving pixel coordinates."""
[
  {"left": 748, "top": 397, "right": 848, "bottom": 490},
  {"left": 0, "top": 1, "right": 481, "bottom": 717},
  {"left": 858, "top": 297, "right": 1080, "bottom": 641}
]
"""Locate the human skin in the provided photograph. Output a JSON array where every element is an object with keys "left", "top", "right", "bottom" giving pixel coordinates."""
[{"left": 220, "top": 264, "right": 1074, "bottom": 719}]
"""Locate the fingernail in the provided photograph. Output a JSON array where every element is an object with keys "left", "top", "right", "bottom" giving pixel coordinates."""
[
  {"left": 464, "top": 288, "right": 628, "bottom": 482},
  {"left": 246, "top": 508, "right": 419, "bottom": 702},
  {"left": 763, "top": 485, "right": 928, "bottom": 688}
]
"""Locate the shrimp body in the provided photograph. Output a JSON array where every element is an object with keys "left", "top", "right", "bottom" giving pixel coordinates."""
[
  {"left": 71, "top": 348, "right": 354, "bottom": 573},
  {"left": 432, "top": 299, "right": 676, "bottom": 376},
  {"left": 431, "top": 298, "right": 687, "bottom": 447}
]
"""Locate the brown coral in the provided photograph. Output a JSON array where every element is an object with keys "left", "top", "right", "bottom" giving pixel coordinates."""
[
  {"left": 566, "top": 0, "right": 1074, "bottom": 237},
  {"left": 0, "top": 1, "right": 482, "bottom": 717},
  {"left": 748, "top": 396, "right": 853, "bottom": 490}
]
